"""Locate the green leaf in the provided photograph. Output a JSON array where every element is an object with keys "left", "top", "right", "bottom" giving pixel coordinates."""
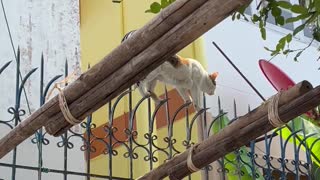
[
  {"left": 260, "top": 27, "right": 266, "bottom": 40},
  {"left": 271, "top": 7, "right": 282, "bottom": 17},
  {"left": 286, "top": 34, "right": 292, "bottom": 43},
  {"left": 293, "top": 23, "right": 306, "bottom": 35},
  {"left": 277, "top": 1, "right": 292, "bottom": 9},
  {"left": 291, "top": 4, "right": 308, "bottom": 14},
  {"left": 237, "top": 13, "right": 241, "bottom": 19},
  {"left": 264, "top": 46, "right": 273, "bottom": 52},
  {"left": 150, "top": 2, "right": 162, "bottom": 14},
  {"left": 238, "top": 5, "right": 248, "bottom": 14},
  {"left": 313, "top": 28, "right": 320, "bottom": 42},
  {"left": 286, "top": 13, "right": 311, "bottom": 23},
  {"left": 252, "top": 14, "right": 259, "bottom": 22},
  {"left": 161, "top": 0, "right": 170, "bottom": 8},
  {"left": 276, "top": 37, "right": 286, "bottom": 51},
  {"left": 294, "top": 51, "right": 303, "bottom": 61},
  {"left": 315, "top": 0, "right": 320, "bottom": 13},
  {"left": 271, "top": 50, "right": 279, "bottom": 56},
  {"left": 259, "top": 20, "right": 266, "bottom": 40},
  {"left": 232, "top": 13, "right": 236, "bottom": 21},
  {"left": 279, "top": 36, "right": 287, "bottom": 44},
  {"left": 275, "top": 16, "right": 285, "bottom": 25}
]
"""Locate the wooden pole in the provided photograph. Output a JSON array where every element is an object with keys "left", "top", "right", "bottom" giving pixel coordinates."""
[
  {"left": 44, "top": 0, "right": 252, "bottom": 136},
  {"left": 0, "top": 0, "right": 252, "bottom": 158},
  {"left": 138, "top": 81, "right": 317, "bottom": 179}
]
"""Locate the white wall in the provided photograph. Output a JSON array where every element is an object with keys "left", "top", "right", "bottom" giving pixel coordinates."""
[
  {"left": 204, "top": 17, "right": 320, "bottom": 118},
  {"left": 0, "top": 1, "right": 83, "bottom": 180},
  {"left": 203, "top": 13, "right": 320, "bottom": 163}
]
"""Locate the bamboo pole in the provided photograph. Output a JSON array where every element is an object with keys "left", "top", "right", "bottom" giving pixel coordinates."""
[
  {"left": 138, "top": 81, "right": 318, "bottom": 179},
  {"left": 45, "top": 0, "right": 252, "bottom": 136},
  {"left": 0, "top": 0, "right": 252, "bottom": 158}
]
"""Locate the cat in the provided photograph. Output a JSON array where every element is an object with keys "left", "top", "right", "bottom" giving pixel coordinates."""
[
  {"left": 137, "top": 55, "right": 218, "bottom": 111},
  {"left": 121, "top": 30, "right": 218, "bottom": 110}
]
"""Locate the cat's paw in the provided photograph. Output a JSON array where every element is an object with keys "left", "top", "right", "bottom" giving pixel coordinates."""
[
  {"left": 155, "top": 99, "right": 166, "bottom": 107},
  {"left": 144, "top": 91, "right": 152, "bottom": 97},
  {"left": 185, "top": 99, "right": 192, "bottom": 104}
]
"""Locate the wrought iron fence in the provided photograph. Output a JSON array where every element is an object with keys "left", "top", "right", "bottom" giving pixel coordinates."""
[{"left": 0, "top": 49, "right": 320, "bottom": 180}]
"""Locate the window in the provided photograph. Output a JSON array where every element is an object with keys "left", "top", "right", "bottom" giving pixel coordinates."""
[{"left": 266, "top": 11, "right": 294, "bottom": 31}]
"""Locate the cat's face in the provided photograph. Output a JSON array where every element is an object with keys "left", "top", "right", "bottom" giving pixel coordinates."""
[{"left": 206, "top": 72, "right": 218, "bottom": 95}]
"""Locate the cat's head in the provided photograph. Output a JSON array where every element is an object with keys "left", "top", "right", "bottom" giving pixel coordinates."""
[{"left": 205, "top": 72, "right": 218, "bottom": 95}]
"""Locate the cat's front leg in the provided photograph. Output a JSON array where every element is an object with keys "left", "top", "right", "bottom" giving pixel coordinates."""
[
  {"left": 190, "top": 86, "right": 202, "bottom": 112},
  {"left": 176, "top": 87, "right": 192, "bottom": 104}
]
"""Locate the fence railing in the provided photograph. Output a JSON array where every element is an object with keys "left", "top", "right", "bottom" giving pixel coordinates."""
[{"left": 0, "top": 50, "right": 320, "bottom": 180}]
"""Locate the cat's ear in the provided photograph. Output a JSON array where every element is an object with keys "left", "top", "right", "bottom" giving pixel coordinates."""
[{"left": 209, "top": 72, "right": 219, "bottom": 80}]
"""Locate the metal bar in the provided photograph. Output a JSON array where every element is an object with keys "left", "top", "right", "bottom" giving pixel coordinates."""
[
  {"left": 63, "top": 60, "right": 69, "bottom": 180},
  {"left": 11, "top": 48, "right": 21, "bottom": 180},
  {"left": 108, "top": 101, "right": 113, "bottom": 180},
  {"left": 212, "top": 41, "right": 266, "bottom": 101},
  {"left": 202, "top": 93, "right": 209, "bottom": 180},
  {"left": 129, "top": 87, "right": 133, "bottom": 180},
  {"left": 86, "top": 115, "right": 92, "bottom": 180},
  {"left": 38, "top": 53, "right": 44, "bottom": 180},
  {"left": 217, "top": 97, "right": 226, "bottom": 180},
  {"left": 0, "top": 163, "right": 129, "bottom": 179},
  {"left": 86, "top": 65, "right": 91, "bottom": 180},
  {"left": 148, "top": 97, "right": 153, "bottom": 171}
]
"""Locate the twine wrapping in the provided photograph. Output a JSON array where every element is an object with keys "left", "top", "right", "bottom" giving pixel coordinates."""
[
  {"left": 46, "top": 70, "right": 81, "bottom": 125},
  {"left": 58, "top": 89, "right": 81, "bottom": 125},
  {"left": 187, "top": 145, "right": 200, "bottom": 172},
  {"left": 268, "top": 92, "right": 285, "bottom": 127}
]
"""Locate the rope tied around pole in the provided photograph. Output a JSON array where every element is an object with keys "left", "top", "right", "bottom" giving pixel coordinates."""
[
  {"left": 58, "top": 89, "right": 81, "bottom": 125},
  {"left": 168, "top": 145, "right": 200, "bottom": 180},
  {"left": 187, "top": 145, "right": 200, "bottom": 173},
  {"left": 46, "top": 71, "right": 82, "bottom": 125},
  {"left": 268, "top": 92, "right": 285, "bottom": 127}
]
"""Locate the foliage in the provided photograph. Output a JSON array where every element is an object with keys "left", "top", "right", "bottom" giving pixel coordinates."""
[
  {"left": 247, "top": 0, "right": 320, "bottom": 61},
  {"left": 212, "top": 114, "right": 263, "bottom": 179},
  {"left": 145, "top": 0, "right": 176, "bottom": 13},
  {"left": 278, "top": 114, "right": 320, "bottom": 167},
  {"left": 145, "top": 0, "right": 320, "bottom": 62}
]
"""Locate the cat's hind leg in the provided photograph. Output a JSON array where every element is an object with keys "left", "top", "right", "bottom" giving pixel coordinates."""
[
  {"left": 146, "top": 79, "right": 163, "bottom": 105},
  {"left": 138, "top": 81, "right": 150, "bottom": 98}
]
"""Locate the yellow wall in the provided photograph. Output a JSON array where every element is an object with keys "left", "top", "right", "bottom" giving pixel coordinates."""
[{"left": 80, "top": 0, "right": 206, "bottom": 179}]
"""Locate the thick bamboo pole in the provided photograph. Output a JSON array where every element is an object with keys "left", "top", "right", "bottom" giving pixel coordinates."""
[
  {"left": 0, "top": 0, "right": 252, "bottom": 158},
  {"left": 138, "top": 81, "right": 318, "bottom": 179},
  {"left": 45, "top": 0, "right": 252, "bottom": 136}
]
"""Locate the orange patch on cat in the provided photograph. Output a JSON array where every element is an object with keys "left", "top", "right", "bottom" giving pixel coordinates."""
[
  {"left": 175, "top": 55, "right": 190, "bottom": 67},
  {"left": 179, "top": 58, "right": 190, "bottom": 65},
  {"left": 210, "top": 72, "right": 219, "bottom": 80}
]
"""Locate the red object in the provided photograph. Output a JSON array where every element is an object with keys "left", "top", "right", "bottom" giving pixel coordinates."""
[
  {"left": 259, "top": 59, "right": 295, "bottom": 91},
  {"left": 259, "top": 59, "right": 312, "bottom": 117}
]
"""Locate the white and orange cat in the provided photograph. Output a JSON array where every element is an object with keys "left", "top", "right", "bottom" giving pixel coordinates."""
[
  {"left": 137, "top": 55, "right": 218, "bottom": 111},
  {"left": 121, "top": 30, "right": 218, "bottom": 110}
]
